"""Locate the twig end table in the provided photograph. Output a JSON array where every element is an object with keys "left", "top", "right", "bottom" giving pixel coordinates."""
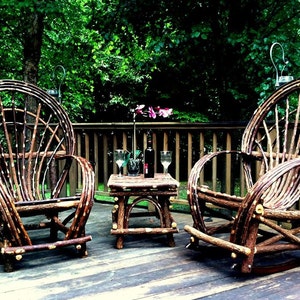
[{"left": 108, "top": 173, "right": 180, "bottom": 249}]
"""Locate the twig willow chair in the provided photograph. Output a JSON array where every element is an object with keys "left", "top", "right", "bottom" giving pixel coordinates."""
[
  {"left": 185, "top": 79, "right": 300, "bottom": 274},
  {"left": 0, "top": 80, "right": 94, "bottom": 272}
]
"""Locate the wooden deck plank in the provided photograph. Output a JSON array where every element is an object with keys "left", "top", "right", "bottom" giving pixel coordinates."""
[{"left": 1, "top": 202, "right": 300, "bottom": 299}]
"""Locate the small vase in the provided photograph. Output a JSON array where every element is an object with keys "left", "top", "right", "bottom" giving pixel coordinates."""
[{"left": 127, "top": 158, "right": 140, "bottom": 176}]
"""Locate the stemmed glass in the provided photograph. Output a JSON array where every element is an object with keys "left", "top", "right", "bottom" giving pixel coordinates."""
[
  {"left": 114, "top": 149, "right": 126, "bottom": 177},
  {"left": 160, "top": 151, "right": 172, "bottom": 174}
]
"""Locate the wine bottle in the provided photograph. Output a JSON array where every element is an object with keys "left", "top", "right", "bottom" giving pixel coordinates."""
[{"left": 144, "top": 131, "right": 155, "bottom": 178}]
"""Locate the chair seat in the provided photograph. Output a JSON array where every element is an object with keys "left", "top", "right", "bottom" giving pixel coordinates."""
[{"left": 15, "top": 197, "right": 81, "bottom": 216}]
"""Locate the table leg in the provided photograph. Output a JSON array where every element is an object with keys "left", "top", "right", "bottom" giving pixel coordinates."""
[
  {"left": 116, "top": 235, "right": 124, "bottom": 249},
  {"left": 116, "top": 196, "right": 125, "bottom": 249},
  {"left": 160, "top": 196, "right": 175, "bottom": 247}
]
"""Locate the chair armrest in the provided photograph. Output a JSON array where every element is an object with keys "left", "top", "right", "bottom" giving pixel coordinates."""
[
  {"left": 54, "top": 154, "right": 95, "bottom": 239},
  {"left": 188, "top": 150, "right": 252, "bottom": 199},
  {"left": 187, "top": 150, "right": 253, "bottom": 231},
  {"left": 232, "top": 157, "right": 300, "bottom": 246}
]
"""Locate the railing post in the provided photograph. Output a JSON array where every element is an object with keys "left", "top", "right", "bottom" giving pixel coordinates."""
[
  {"left": 226, "top": 131, "right": 231, "bottom": 194},
  {"left": 163, "top": 132, "right": 168, "bottom": 150},
  {"left": 175, "top": 131, "right": 180, "bottom": 181},
  {"left": 199, "top": 131, "right": 205, "bottom": 185},
  {"left": 187, "top": 132, "right": 192, "bottom": 178},
  {"left": 122, "top": 131, "right": 128, "bottom": 174},
  {"left": 113, "top": 134, "right": 117, "bottom": 174},
  {"left": 103, "top": 133, "right": 108, "bottom": 191},
  {"left": 153, "top": 132, "right": 157, "bottom": 174},
  {"left": 85, "top": 132, "right": 90, "bottom": 162},
  {"left": 94, "top": 132, "right": 99, "bottom": 191},
  {"left": 212, "top": 132, "right": 217, "bottom": 191},
  {"left": 77, "top": 132, "right": 82, "bottom": 190}
]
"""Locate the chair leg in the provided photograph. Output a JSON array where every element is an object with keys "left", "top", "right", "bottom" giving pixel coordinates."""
[
  {"left": 2, "top": 254, "right": 15, "bottom": 272},
  {"left": 186, "top": 235, "right": 200, "bottom": 250},
  {"left": 50, "top": 214, "right": 59, "bottom": 241},
  {"left": 76, "top": 242, "right": 88, "bottom": 257},
  {"left": 0, "top": 238, "right": 15, "bottom": 272},
  {"left": 239, "top": 219, "right": 260, "bottom": 273},
  {"left": 76, "top": 231, "right": 88, "bottom": 257}
]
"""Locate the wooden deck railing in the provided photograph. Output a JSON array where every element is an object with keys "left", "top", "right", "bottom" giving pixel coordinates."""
[{"left": 67, "top": 122, "right": 247, "bottom": 204}]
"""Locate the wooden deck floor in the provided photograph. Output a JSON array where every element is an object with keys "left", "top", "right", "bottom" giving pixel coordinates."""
[{"left": 1, "top": 202, "right": 300, "bottom": 300}]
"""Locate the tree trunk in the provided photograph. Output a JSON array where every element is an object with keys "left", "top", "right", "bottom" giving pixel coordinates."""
[{"left": 23, "top": 10, "right": 45, "bottom": 85}]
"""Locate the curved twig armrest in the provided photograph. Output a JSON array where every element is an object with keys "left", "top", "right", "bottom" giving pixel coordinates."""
[
  {"left": 187, "top": 150, "right": 254, "bottom": 232},
  {"left": 64, "top": 155, "right": 95, "bottom": 240},
  {"left": 232, "top": 157, "right": 300, "bottom": 246}
]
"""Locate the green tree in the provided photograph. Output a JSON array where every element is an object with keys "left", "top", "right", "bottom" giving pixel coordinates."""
[
  {"left": 0, "top": 0, "right": 60, "bottom": 84},
  {"left": 0, "top": 0, "right": 299, "bottom": 122}
]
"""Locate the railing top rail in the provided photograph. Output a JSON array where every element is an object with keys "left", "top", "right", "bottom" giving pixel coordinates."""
[{"left": 72, "top": 121, "right": 248, "bottom": 131}]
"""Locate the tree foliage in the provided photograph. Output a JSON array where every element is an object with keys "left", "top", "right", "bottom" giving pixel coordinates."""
[{"left": 0, "top": 0, "right": 299, "bottom": 122}]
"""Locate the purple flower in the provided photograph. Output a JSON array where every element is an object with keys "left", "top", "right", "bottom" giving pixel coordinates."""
[
  {"left": 135, "top": 104, "right": 145, "bottom": 116},
  {"left": 135, "top": 105, "right": 173, "bottom": 119},
  {"left": 148, "top": 106, "right": 157, "bottom": 119},
  {"left": 158, "top": 108, "right": 173, "bottom": 118}
]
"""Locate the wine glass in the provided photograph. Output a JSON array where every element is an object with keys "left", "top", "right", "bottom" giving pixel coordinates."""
[
  {"left": 160, "top": 151, "right": 172, "bottom": 174},
  {"left": 114, "top": 149, "right": 126, "bottom": 177}
]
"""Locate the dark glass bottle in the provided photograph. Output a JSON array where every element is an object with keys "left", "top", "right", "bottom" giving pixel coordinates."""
[{"left": 144, "top": 132, "right": 155, "bottom": 178}]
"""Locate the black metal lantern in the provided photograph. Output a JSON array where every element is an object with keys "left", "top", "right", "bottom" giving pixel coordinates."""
[
  {"left": 270, "top": 42, "right": 293, "bottom": 88},
  {"left": 47, "top": 65, "right": 66, "bottom": 103}
]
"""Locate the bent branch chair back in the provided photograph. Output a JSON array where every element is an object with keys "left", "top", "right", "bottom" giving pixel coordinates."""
[
  {"left": 0, "top": 80, "right": 94, "bottom": 272},
  {"left": 185, "top": 79, "right": 300, "bottom": 274}
]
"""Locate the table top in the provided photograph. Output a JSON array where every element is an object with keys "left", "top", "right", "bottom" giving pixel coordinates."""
[{"left": 107, "top": 173, "right": 180, "bottom": 190}]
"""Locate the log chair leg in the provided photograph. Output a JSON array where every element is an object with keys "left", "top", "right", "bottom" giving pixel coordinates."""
[
  {"left": 167, "top": 233, "right": 175, "bottom": 247},
  {"left": 1, "top": 239, "right": 15, "bottom": 272},
  {"left": 76, "top": 242, "right": 88, "bottom": 257},
  {"left": 50, "top": 213, "right": 59, "bottom": 241},
  {"left": 240, "top": 219, "right": 260, "bottom": 273},
  {"left": 2, "top": 254, "right": 15, "bottom": 272},
  {"left": 76, "top": 231, "right": 88, "bottom": 257},
  {"left": 186, "top": 235, "right": 200, "bottom": 250}
]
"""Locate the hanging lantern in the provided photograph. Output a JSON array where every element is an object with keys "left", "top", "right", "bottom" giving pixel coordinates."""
[
  {"left": 47, "top": 65, "right": 66, "bottom": 103},
  {"left": 270, "top": 42, "right": 293, "bottom": 88}
]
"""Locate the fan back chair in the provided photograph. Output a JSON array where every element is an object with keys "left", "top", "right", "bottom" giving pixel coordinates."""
[
  {"left": 185, "top": 79, "right": 300, "bottom": 274},
  {"left": 0, "top": 80, "right": 94, "bottom": 272}
]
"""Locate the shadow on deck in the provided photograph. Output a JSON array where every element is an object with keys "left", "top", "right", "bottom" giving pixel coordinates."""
[{"left": 1, "top": 202, "right": 300, "bottom": 299}]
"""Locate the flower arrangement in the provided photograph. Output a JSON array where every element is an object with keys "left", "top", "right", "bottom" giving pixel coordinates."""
[
  {"left": 131, "top": 105, "right": 173, "bottom": 160},
  {"left": 124, "top": 104, "right": 172, "bottom": 175},
  {"left": 135, "top": 105, "right": 173, "bottom": 119}
]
